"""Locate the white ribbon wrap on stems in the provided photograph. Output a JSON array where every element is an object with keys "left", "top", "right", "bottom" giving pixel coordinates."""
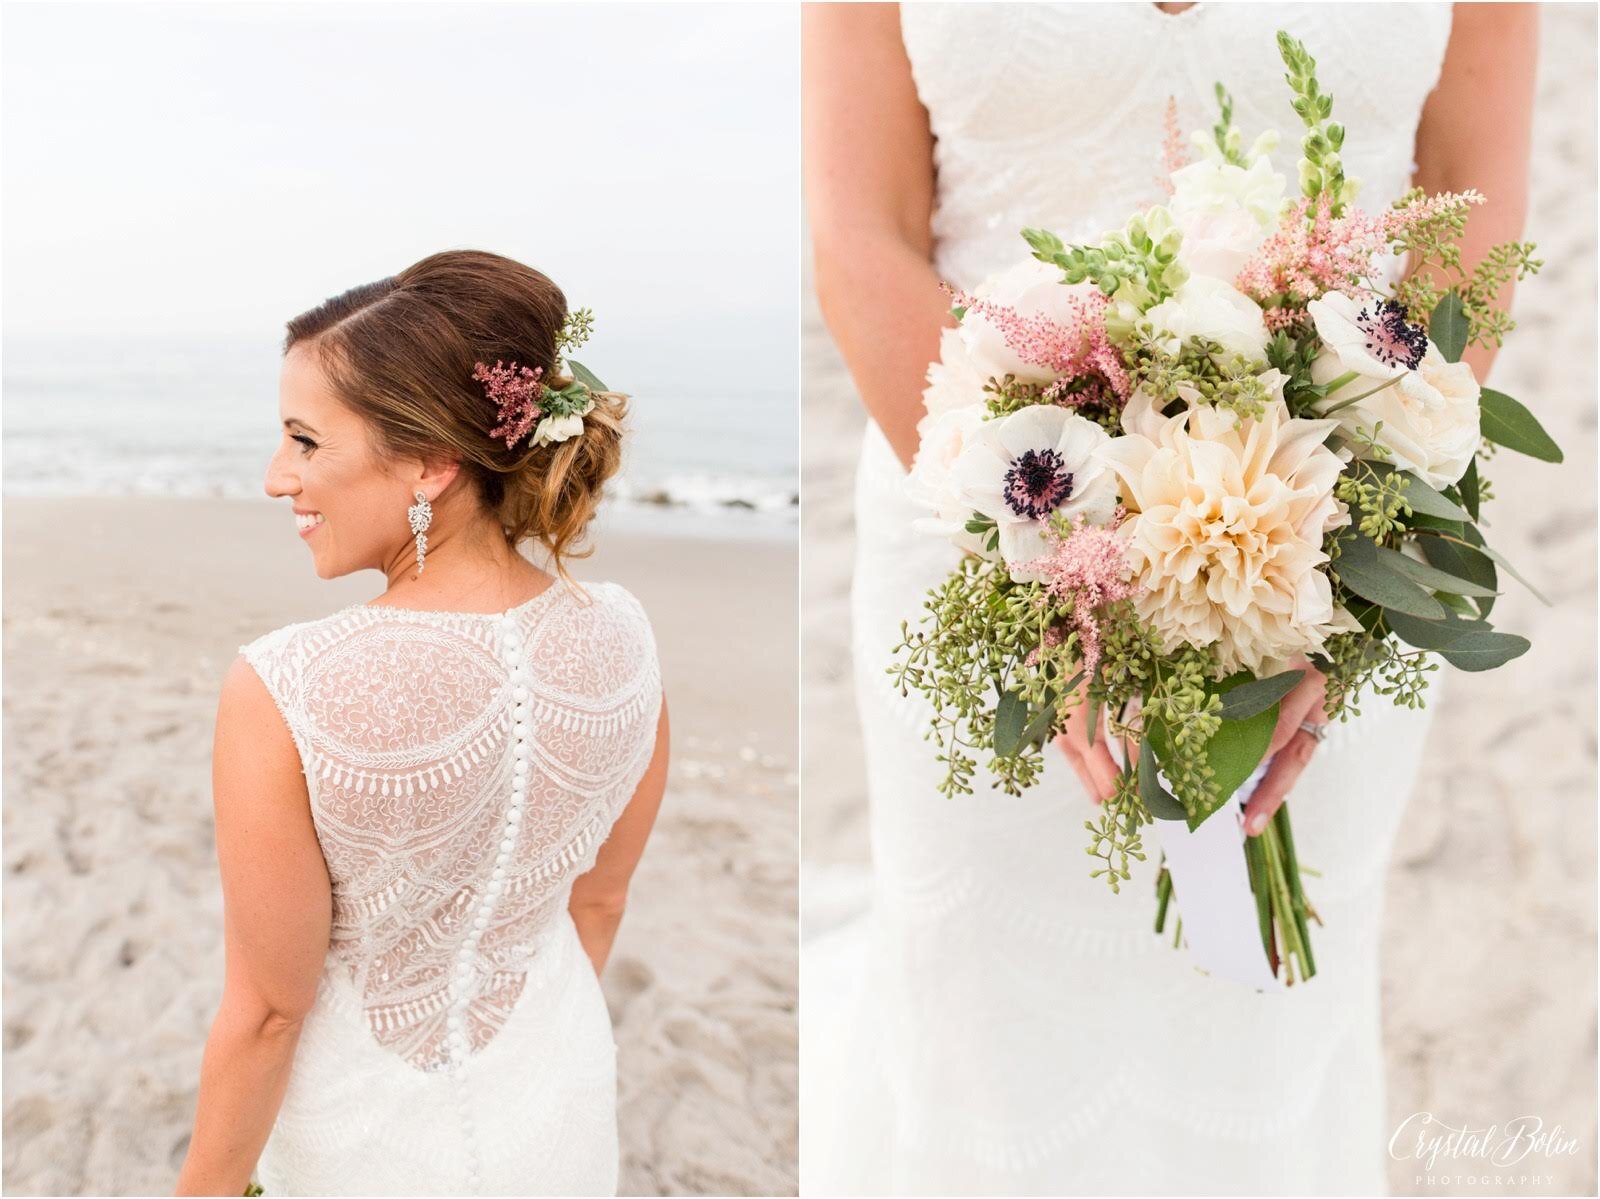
[{"left": 1104, "top": 707, "right": 1285, "bottom": 992}]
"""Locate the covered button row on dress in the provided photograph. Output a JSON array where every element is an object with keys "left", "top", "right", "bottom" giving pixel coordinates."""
[{"left": 443, "top": 613, "right": 531, "bottom": 1076}]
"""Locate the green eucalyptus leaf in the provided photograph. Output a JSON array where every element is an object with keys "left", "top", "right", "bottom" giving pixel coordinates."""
[
  {"left": 1430, "top": 292, "right": 1468, "bottom": 363},
  {"left": 1086, "top": 688, "right": 1104, "bottom": 749},
  {"left": 1459, "top": 458, "right": 1480, "bottom": 521},
  {"left": 1361, "top": 461, "right": 1471, "bottom": 521},
  {"left": 1469, "top": 535, "right": 1552, "bottom": 607},
  {"left": 1019, "top": 698, "right": 1060, "bottom": 751},
  {"left": 1384, "top": 548, "right": 1499, "bottom": 598},
  {"left": 1332, "top": 533, "right": 1446, "bottom": 619},
  {"left": 1147, "top": 678, "right": 1277, "bottom": 829},
  {"left": 1381, "top": 608, "right": 1490, "bottom": 649},
  {"left": 993, "top": 689, "right": 1029, "bottom": 758},
  {"left": 1139, "top": 735, "right": 1190, "bottom": 821},
  {"left": 1407, "top": 512, "right": 1466, "bottom": 536},
  {"left": 1438, "top": 631, "right": 1532, "bottom": 671},
  {"left": 1383, "top": 610, "right": 1529, "bottom": 670},
  {"left": 1480, "top": 389, "right": 1563, "bottom": 463},
  {"left": 1214, "top": 669, "right": 1305, "bottom": 721},
  {"left": 567, "top": 359, "right": 608, "bottom": 394},
  {"left": 1401, "top": 474, "right": 1472, "bottom": 522},
  {"left": 1018, "top": 673, "right": 1080, "bottom": 752}
]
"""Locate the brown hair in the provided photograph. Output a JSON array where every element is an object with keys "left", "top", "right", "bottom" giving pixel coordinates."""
[{"left": 283, "top": 249, "right": 627, "bottom": 574}]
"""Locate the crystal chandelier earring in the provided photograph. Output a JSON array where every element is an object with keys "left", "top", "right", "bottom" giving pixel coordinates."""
[{"left": 406, "top": 490, "right": 432, "bottom": 575}]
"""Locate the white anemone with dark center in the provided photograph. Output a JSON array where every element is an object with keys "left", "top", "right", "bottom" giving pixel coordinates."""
[
  {"left": 1003, "top": 448, "right": 1076, "bottom": 519},
  {"left": 1307, "top": 290, "right": 1481, "bottom": 488},
  {"left": 1355, "top": 298, "right": 1429, "bottom": 370},
  {"left": 949, "top": 404, "right": 1120, "bottom": 583}
]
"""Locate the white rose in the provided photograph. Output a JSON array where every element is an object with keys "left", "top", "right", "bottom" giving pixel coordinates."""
[
  {"left": 947, "top": 404, "right": 1119, "bottom": 583},
  {"left": 1308, "top": 292, "right": 1480, "bottom": 488},
  {"left": 1312, "top": 345, "right": 1481, "bottom": 489},
  {"left": 920, "top": 326, "right": 989, "bottom": 424},
  {"left": 1145, "top": 275, "right": 1270, "bottom": 365},
  {"left": 958, "top": 258, "right": 1102, "bottom": 385},
  {"left": 1168, "top": 155, "right": 1286, "bottom": 280},
  {"left": 905, "top": 405, "right": 990, "bottom": 556}
]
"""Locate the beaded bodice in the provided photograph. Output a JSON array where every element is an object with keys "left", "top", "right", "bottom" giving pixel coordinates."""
[{"left": 240, "top": 580, "right": 661, "bottom": 1073}]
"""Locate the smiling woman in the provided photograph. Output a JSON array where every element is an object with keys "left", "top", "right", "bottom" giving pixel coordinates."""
[
  {"left": 1, "top": 5, "right": 798, "bottom": 1195},
  {"left": 173, "top": 249, "right": 671, "bottom": 1196},
  {"left": 266, "top": 253, "right": 627, "bottom": 585}
]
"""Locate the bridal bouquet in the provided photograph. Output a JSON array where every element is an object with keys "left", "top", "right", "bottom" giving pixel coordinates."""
[{"left": 891, "top": 31, "right": 1559, "bottom": 986}]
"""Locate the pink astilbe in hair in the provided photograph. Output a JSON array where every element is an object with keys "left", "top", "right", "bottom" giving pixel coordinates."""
[
  {"left": 1025, "top": 508, "right": 1142, "bottom": 678},
  {"left": 945, "top": 284, "right": 1132, "bottom": 403},
  {"left": 471, "top": 359, "right": 545, "bottom": 449}
]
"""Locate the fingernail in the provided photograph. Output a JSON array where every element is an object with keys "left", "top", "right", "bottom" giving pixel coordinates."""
[{"left": 1246, "top": 812, "right": 1267, "bottom": 836}]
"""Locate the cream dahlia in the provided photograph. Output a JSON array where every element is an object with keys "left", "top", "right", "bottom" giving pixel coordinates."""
[{"left": 1096, "top": 381, "right": 1360, "bottom": 674}]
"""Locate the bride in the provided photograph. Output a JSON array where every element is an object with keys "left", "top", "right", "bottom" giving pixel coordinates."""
[
  {"left": 803, "top": 4, "right": 1535, "bottom": 1194},
  {"left": 174, "top": 250, "right": 669, "bottom": 1196}
]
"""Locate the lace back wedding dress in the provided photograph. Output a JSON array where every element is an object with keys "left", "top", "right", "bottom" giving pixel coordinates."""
[
  {"left": 802, "top": 5, "right": 1454, "bottom": 1195},
  {"left": 239, "top": 580, "right": 661, "bottom": 1196}
]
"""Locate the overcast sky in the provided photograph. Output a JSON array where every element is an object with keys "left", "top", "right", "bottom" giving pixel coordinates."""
[{"left": 2, "top": 2, "right": 797, "bottom": 403}]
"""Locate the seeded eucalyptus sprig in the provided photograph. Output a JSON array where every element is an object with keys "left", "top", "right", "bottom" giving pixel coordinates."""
[
  {"left": 1131, "top": 335, "right": 1270, "bottom": 420},
  {"left": 1276, "top": 30, "right": 1356, "bottom": 216},
  {"left": 554, "top": 307, "right": 595, "bottom": 358},
  {"left": 1387, "top": 189, "right": 1544, "bottom": 350}
]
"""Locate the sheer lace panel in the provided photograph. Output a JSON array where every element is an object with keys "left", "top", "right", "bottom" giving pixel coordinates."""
[{"left": 240, "top": 580, "right": 661, "bottom": 1072}]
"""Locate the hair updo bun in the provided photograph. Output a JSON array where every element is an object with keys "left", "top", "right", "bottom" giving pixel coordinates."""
[
  {"left": 283, "top": 249, "right": 628, "bottom": 575},
  {"left": 493, "top": 374, "right": 627, "bottom": 571}
]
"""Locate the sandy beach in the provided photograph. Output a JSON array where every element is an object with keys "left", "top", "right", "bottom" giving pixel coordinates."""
[
  {"left": 1, "top": 498, "right": 798, "bottom": 1196},
  {"left": 800, "top": 7, "right": 1597, "bottom": 1196}
]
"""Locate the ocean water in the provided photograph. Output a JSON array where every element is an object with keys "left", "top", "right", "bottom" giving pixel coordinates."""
[{"left": 1, "top": 339, "right": 796, "bottom": 534}]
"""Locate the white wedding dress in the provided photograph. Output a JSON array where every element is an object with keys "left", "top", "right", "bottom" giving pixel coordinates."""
[
  {"left": 802, "top": 5, "right": 1454, "bottom": 1195},
  {"left": 238, "top": 581, "right": 661, "bottom": 1196}
]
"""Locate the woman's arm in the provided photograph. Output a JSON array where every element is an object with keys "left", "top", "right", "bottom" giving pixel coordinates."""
[
  {"left": 804, "top": 2, "right": 951, "bottom": 470},
  {"left": 568, "top": 698, "right": 669, "bottom": 977},
  {"left": 1409, "top": 2, "right": 1540, "bottom": 385},
  {"left": 175, "top": 658, "right": 332, "bottom": 1196}
]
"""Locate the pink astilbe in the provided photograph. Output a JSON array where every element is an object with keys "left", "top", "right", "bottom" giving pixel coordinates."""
[
  {"left": 946, "top": 284, "right": 1132, "bottom": 403},
  {"left": 1235, "top": 194, "right": 1385, "bottom": 304},
  {"left": 1157, "top": 96, "right": 1191, "bottom": 193},
  {"left": 1380, "top": 188, "right": 1485, "bottom": 240},
  {"left": 1236, "top": 189, "right": 1487, "bottom": 307},
  {"left": 1262, "top": 306, "right": 1310, "bottom": 334},
  {"left": 471, "top": 359, "right": 546, "bottom": 449},
  {"left": 1025, "top": 508, "right": 1143, "bottom": 678}
]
